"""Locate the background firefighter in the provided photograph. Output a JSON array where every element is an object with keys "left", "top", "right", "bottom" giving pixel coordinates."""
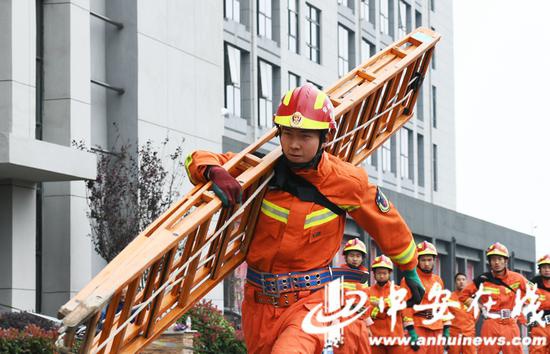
[{"left": 459, "top": 242, "right": 530, "bottom": 354}]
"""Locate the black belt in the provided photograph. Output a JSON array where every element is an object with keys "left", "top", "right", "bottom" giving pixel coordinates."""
[{"left": 246, "top": 266, "right": 368, "bottom": 297}]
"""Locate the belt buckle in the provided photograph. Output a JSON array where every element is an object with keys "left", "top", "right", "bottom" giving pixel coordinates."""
[
  {"left": 500, "top": 309, "right": 511, "bottom": 319},
  {"left": 261, "top": 273, "right": 280, "bottom": 297}
]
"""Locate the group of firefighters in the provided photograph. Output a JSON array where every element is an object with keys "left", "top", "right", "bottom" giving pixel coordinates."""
[
  {"left": 184, "top": 83, "right": 549, "bottom": 353},
  {"left": 340, "top": 237, "right": 550, "bottom": 354}
]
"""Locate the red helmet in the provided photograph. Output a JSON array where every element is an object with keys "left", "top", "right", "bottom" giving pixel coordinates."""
[
  {"left": 486, "top": 242, "right": 509, "bottom": 258},
  {"left": 537, "top": 254, "right": 550, "bottom": 267},
  {"left": 371, "top": 255, "right": 393, "bottom": 270},
  {"left": 273, "top": 83, "right": 337, "bottom": 131},
  {"left": 343, "top": 238, "right": 367, "bottom": 256},
  {"left": 417, "top": 241, "right": 438, "bottom": 257}
]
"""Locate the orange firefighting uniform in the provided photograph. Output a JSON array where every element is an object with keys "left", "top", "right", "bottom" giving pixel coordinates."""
[
  {"left": 185, "top": 150, "right": 418, "bottom": 354},
  {"left": 401, "top": 270, "right": 450, "bottom": 354},
  {"left": 530, "top": 278, "right": 550, "bottom": 354},
  {"left": 368, "top": 280, "right": 407, "bottom": 354},
  {"left": 447, "top": 289, "right": 477, "bottom": 354},
  {"left": 459, "top": 269, "right": 529, "bottom": 354}
]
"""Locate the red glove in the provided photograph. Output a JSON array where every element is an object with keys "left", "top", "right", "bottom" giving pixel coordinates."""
[{"left": 206, "top": 166, "right": 242, "bottom": 207}]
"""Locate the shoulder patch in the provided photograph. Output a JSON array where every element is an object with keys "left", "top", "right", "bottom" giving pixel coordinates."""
[{"left": 376, "top": 187, "right": 391, "bottom": 213}]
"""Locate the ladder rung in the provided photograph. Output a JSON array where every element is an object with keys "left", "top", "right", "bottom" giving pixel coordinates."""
[
  {"left": 356, "top": 69, "right": 377, "bottom": 82},
  {"left": 391, "top": 46, "right": 407, "bottom": 58}
]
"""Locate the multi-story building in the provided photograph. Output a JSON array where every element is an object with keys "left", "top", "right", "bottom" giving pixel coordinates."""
[{"left": 0, "top": 0, "right": 535, "bottom": 321}]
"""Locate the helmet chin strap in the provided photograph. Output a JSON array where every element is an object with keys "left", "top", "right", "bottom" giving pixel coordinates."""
[
  {"left": 419, "top": 266, "right": 433, "bottom": 274},
  {"left": 377, "top": 280, "right": 389, "bottom": 286}
]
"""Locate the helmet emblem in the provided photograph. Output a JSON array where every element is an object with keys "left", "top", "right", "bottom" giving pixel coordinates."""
[{"left": 290, "top": 112, "right": 303, "bottom": 127}]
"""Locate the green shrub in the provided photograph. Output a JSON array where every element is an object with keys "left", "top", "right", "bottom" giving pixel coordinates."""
[
  {"left": 178, "top": 300, "right": 246, "bottom": 354},
  {"left": 0, "top": 324, "right": 58, "bottom": 353}
]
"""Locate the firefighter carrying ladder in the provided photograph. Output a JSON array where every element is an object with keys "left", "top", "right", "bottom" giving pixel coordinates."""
[{"left": 56, "top": 27, "right": 440, "bottom": 353}]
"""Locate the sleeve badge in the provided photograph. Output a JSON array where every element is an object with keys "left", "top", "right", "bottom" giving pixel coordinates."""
[{"left": 376, "top": 187, "right": 391, "bottom": 213}]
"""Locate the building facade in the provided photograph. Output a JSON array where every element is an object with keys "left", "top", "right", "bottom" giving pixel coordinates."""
[{"left": 0, "top": 0, "right": 536, "bottom": 321}]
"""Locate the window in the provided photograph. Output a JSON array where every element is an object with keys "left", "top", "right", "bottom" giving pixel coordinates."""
[
  {"left": 415, "top": 10, "right": 422, "bottom": 28},
  {"left": 400, "top": 128, "right": 413, "bottom": 181},
  {"left": 398, "top": 0, "right": 411, "bottom": 39},
  {"left": 366, "top": 150, "right": 378, "bottom": 168},
  {"left": 258, "top": 60, "right": 273, "bottom": 127},
  {"left": 416, "top": 86, "right": 424, "bottom": 121},
  {"left": 307, "top": 80, "right": 322, "bottom": 89},
  {"left": 338, "top": 25, "right": 350, "bottom": 77},
  {"left": 430, "top": 27, "right": 436, "bottom": 69},
  {"left": 417, "top": 133, "right": 424, "bottom": 187},
  {"left": 360, "top": 0, "right": 373, "bottom": 23},
  {"left": 380, "top": 0, "right": 392, "bottom": 36},
  {"left": 288, "top": 0, "right": 299, "bottom": 53},
  {"left": 432, "top": 143, "right": 438, "bottom": 191},
  {"left": 288, "top": 71, "right": 300, "bottom": 90},
  {"left": 431, "top": 85, "right": 437, "bottom": 128},
  {"left": 430, "top": 0, "right": 435, "bottom": 12},
  {"left": 306, "top": 4, "right": 321, "bottom": 63},
  {"left": 224, "top": 0, "right": 240, "bottom": 23},
  {"left": 338, "top": 0, "right": 354, "bottom": 11},
  {"left": 361, "top": 38, "right": 375, "bottom": 62},
  {"left": 224, "top": 44, "right": 241, "bottom": 117},
  {"left": 258, "top": 0, "right": 272, "bottom": 39},
  {"left": 382, "top": 136, "right": 397, "bottom": 174}
]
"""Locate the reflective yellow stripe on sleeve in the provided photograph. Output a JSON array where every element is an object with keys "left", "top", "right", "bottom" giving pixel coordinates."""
[
  {"left": 390, "top": 239, "right": 416, "bottom": 266},
  {"left": 184, "top": 153, "right": 196, "bottom": 185}
]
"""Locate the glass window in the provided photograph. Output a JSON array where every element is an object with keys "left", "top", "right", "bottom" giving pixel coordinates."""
[
  {"left": 361, "top": 38, "right": 375, "bottom": 62},
  {"left": 307, "top": 80, "right": 322, "bottom": 89},
  {"left": 258, "top": 60, "right": 273, "bottom": 127},
  {"left": 288, "top": 0, "right": 299, "bottom": 53},
  {"left": 380, "top": 0, "right": 391, "bottom": 36},
  {"left": 306, "top": 3, "right": 321, "bottom": 64},
  {"left": 258, "top": 0, "right": 272, "bottom": 39},
  {"left": 417, "top": 133, "right": 424, "bottom": 187},
  {"left": 430, "top": 27, "right": 436, "bottom": 69},
  {"left": 432, "top": 143, "right": 438, "bottom": 191},
  {"left": 338, "top": 0, "right": 354, "bottom": 10},
  {"left": 398, "top": 0, "right": 411, "bottom": 39},
  {"left": 224, "top": 0, "right": 240, "bottom": 23},
  {"left": 366, "top": 150, "right": 378, "bottom": 169},
  {"left": 430, "top": 0, "right": 435, "bottom": 12},
  {"left": 431, "top": 85, "right": 437, "bottom": 128},
  {"left": 224, "top": 44, "right": 241, "bottom": 117},
  {"left": 382, "top": 136, "right": 397, "bottom": 174},
  {"left": 288, "top": 72, "right": 300, "bottom": 90},
  {"left": 338, "top": 25, "right": 350, "bottom": 77},
  {"left": 415, "top": 10, "right": 422, "bottom": 28},
  {"left": 360, "top": 0, "right": 373, "bottom": 23},
  {"left": 400, "top": 128, "right": 413, "bottom": 181},
  {"left": 416, "top": 86, "right": 424, "bottom": 121}
]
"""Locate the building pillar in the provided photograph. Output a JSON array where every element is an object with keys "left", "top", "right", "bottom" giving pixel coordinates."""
[
  {"left": 41, "top": 0, "right": 93, "bottom": 316},
  {"left": 0, "top": 181, "right": 37, "bottom": 311},
  {"left": 0, "top": 0, "right": 37, "bottom": 311}
]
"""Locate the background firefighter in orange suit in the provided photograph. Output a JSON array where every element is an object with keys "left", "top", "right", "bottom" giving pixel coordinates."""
[
  {"left": 529, "top": 254, "right": 550, "bottom": 354},
  {"left": 459, "top": 242, "right": 530, "bottom": 354},
  {"left": 184, "top": 83, "right": 426, "bottom": 354},
  {"left": 338, "top": 238, "right": 373, "bottom": 354},
  {"left": 401, "top": 241, "right": 451, "bottom": 354},
  {"left": 447, "top": 272, "right": 477, "bottom": 354},
  {"left": 368, "top": 255, "right": 409, "bottom": 354}
]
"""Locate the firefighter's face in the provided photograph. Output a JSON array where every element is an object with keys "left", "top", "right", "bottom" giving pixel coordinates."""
[
  {"left": 280, "top": 127, "right": 321, "bottom": 164},
  {"left": 418, "top": 255, "right": 435, "bottom": 272},
  {"left": 489, "top": 255, "right": 507, "bottom": 272},
  {"left": 345, "top": 251, "right": 364, "bottom": 268},
  {"left": 374, "top": 268, "right": 391, "bottom": 283},
  {"left": 540, "top": 264, "right": 550, "bottom": 277},
  {"left": 455, "top": 274, "right": 467, "bottom": 291}
]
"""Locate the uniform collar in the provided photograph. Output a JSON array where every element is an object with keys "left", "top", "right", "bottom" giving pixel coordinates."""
[{"left": 293, "top": 152, "right": 328, "bottom": 184}]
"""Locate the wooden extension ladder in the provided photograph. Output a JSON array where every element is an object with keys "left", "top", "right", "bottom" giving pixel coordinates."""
[{"left": 56, "top": 27, "right": 440, "bottom": 353}]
